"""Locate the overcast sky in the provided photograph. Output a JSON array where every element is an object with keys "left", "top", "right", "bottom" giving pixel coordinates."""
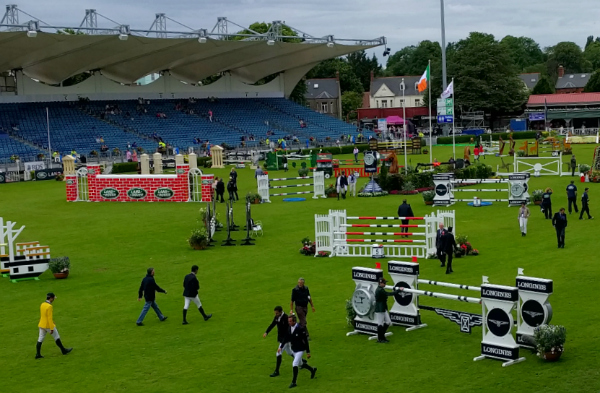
[{"left": 9, "top": 0, "right": 600, "bottom": 65}]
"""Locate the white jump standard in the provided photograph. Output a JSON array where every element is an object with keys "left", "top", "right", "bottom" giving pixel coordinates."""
[{"left": 257, "top": 172, "right": 325, "bottom": 202}]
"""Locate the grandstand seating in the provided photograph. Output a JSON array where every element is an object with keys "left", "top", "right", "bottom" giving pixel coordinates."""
[{"left": 0, "top": 98, "right": 365, "bottom": 161}]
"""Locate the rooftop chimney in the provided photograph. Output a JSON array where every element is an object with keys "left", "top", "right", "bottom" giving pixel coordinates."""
[
  {"left": 558, "top": 65, "right": 565, "bottom": 78},
  {"left": 335, "top": 71, "right": 339, "bottom": 81},
  {"left": 370, "top": 70, "right": 374, "bottom": 82}
]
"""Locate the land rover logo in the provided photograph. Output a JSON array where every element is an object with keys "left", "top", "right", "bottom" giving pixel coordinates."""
[
  {"left": 36, "top": 171, "right": 48, "bottom": 180},
  {"left": 88, "top": 169, "right": 96, "bottom": 175},
  {"left": 201, "top": 179, "right": 211, "bottom": 185},
  {"left": 435, "top": 183, "right": 448, "bottom": 196},
  {"left": 486, "top": 308, "right": 511, "bottom": 337},
  {"left": 393, "top": 282, "right": 413, "bottom": 306},
  {"left": 127, "top": 187, "right": 147, "bottom": 199},
  {"left": 66, "top": 179, "right": 74, "bottom": 185},
  {"left": 521, "top": 300, "right": 546, "bottom": 327},
  {"left": 100, "top": 188, "right": 120, "bottom": 199},
  {"left": 154, "top": 187, "right": 174, "bottom": 199},
  {"left": 176, "top": 169, "right": 185, "bottom": 174}
]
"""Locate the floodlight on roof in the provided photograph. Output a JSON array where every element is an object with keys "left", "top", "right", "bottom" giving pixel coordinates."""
[
  {"left": 119, "top": 25, "right": 130, "bottom": 41},
  {"left": 326, "top": 35, "right": 334, "bottom": 48},
  {"left": 267, "top": 39, "right": 275, "bottom": 46},
  {"left": 198, "top": 29, "right": 208, "bottom": 43},
  {"left": 27, "top": 21, "right": 39, "bottom": 38}
]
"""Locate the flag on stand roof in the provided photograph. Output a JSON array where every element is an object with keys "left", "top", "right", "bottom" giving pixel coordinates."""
[
  {"left": 417, "top": 64, "right": 429, "bottom": 93},
  {"left": 441, "top": 80, "right": 454, "bottom": 99}
]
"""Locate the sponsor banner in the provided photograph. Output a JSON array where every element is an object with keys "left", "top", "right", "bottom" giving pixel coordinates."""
[
  {"left": 100, "top": 187, "right": 120, "bottom": 199},
  {"left": 201, "top": 179, "right": 212, "bottom": 185},
  {"left": 393, "top": 282, "right": 413, "bottom": 306},
  {"left": 486, "top": 308, "right": 512, "bottom": 337},
  {"left": 34, "top": 169, "right": 63, "bottom": 181},
  {"left": 354, "top": 320, "right": 378, "bottom": 334},
  {"left": 520, "top": 300, "right": 547, "bottom": 327},
  {"left": 508, "top": 174, "right": 530, "bottom": 181},
  {"left": 149, "top": 159, "right": 176, "bottom": 169},
  {"left": 433, "top": 174, "right": 454, "bottom": 180},
  {"left": 481, "top": 284, "right": 518, "bottom": 302},
  {"left": 435, "top": 183, "right": 448, "bottom": 197},
  {"left": 418, "top": 305, "right": 482, "bottom": 334},
  {"left": 481, "top": 342, "right": 519, "bottom": 360},
  {"left": 352, "top": 268, "right": 382, "bottom": 283},
  {"left": 388, "top": 261, "right": 419, "bottom": 276},
  {"left": 154, "top": 187, "right": 174, "bottom": 200},
  {"left": 363, "top": 151, "right": 378, "bottom": 173},
  {"left": 528, "top": 112, "right": 545, "bottom": 121},
  {"left": 516, "top": 333, "right": 536, "bottom": 348},
  {"left": 127, "top": 187, "right": 147, "bottom": 200},
  {"left": 24, "top": 161, "right": 45, "bottom": 172},
  {"left": 390, "top": 312, "right": 421, "bottom": 326},
  {"left": 516, "top": 277, "right": 553, "bottom": 294}
]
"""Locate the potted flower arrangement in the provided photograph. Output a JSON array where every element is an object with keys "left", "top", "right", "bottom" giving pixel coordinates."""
[
  {"left": 188, "top": 228, "right": 209, "bottom": 250},
  {"left": 246, "top": 192, "right": 262, "bottom": 204},
  {"left": 37, "top": 153, "right": 45, "bottom": 160},
  {"left": 10, "top": 154, "right": 19, "bottom": 162},
  {"left": 90, "top": 150, "right": 98, "bottom": 157},
  {"left": 316, "top": 251, "right": 330, "bottom": 257},
  {"left": 345, "top": 298, "right": 357, "bottom": 328},
  {"left": 532, "top": 189, "right": 543, "bottom": 205},
  {"left": 325, "top": 184, "right": 337, "bottom": 198},
  {"left": 579, "top": 164, "right": 591, "bottom": 176},
  {"left": 299, "top": 237, "right": 316, "bottom": 256},
  {"left": 534, "top": 324, "right": 566, "bottom": 362},
  {"left": 422, "top": 190, "right": 435, "bottom": 205},
  {"left": 49, "top": 257, "right": 70, "bottom": 279},
  {"left": 455, "top": 234, "right": 474, "bottom": 256},
  {"left": 298, "top": 167, "right": 309, "bottom": 177}
]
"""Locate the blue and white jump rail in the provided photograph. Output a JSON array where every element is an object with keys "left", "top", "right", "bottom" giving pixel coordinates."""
[
  {"left": 433, "top": 173, "right": 530, "bottom": 207},
  {"left": 378, "top": 261, "right": 554, "bottom": 367},
  {"left": 257, "top": 171, "right": 325, "bottom": 203},
  {"left": 315, "top": 209, "right": 455, "bottom": 259}
]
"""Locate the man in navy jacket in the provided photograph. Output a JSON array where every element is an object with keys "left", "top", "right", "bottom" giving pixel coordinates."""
[
  {"left": 136, "top": 268, "right": 168, "bottom": 326},
  {"left": 182, "top": 265, "right": 212, "bottom": 325},
  {"left": 278, "top": 314, "right": 317, "bottom": 389}
]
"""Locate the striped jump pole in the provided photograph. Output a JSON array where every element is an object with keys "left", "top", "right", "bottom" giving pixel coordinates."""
[
  {"left": 271, "top": 191, "right": 313, "bottom": 197},
  {"left": 343, "top": 232, "right": 426, "bottom": 236},
  {"left": 346, "top": 239, "right": 426, "bottom": 243},
  {"left": 343, "top": 224, "right": 426, "bottom": 228},
  {"left": 454, "top": 189, "right": 507, "bottom": 192},
  {"left": 417, "top": 279, "right": 481, "bottom": 292},
  {"left": 453, "top": 179, "right": 506, "bottom": 184},
  {"left": 270, "top": 176, "right": 311, "bottom": 181},
  {"left": 393, "top": 287, "right": 481, "bottom": 304},
  {"left": 270, "top": 183, "right": 313, "bottom": 189},
  {"left": 454, "top": 199, "right": 508, "bottom": 202},
  {"left": 347, "top": 216, "right": 425, "bottom": 220}
]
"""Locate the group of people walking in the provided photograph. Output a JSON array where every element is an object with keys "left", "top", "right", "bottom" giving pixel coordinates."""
[
  {"left": 213, "top": 168, "right": 239, "bottom": 203},
  {"left": 520, "top": 181, "right": 593, "bottom": 248},
  {"left": 264, "top": 278, "right": 317, "bottom": 389},
  {"left": 335, "top": 171, "right": 358, "bottom": 200}
]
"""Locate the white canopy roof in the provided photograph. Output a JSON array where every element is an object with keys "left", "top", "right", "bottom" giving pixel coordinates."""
[{"left": 0, "top": 32, "right": 377, "bottom": 85}]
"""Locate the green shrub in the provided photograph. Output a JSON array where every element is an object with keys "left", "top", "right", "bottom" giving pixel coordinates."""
[{"left": 112, "top": 162, "right": 138, "bottom": 173}]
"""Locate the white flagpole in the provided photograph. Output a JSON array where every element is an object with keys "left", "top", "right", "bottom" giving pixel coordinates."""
[
  {"left": 451, "top": 78, "right": 455, "bottom": 159},
  {"left": 402, "top": 78, "right": 407, "bottom": 174},
  {"left": 428, "top": 60, "right": 433, "bottom": 163},
  {"left": 46, "top": 107, "right": 51, "bottom": 161}
]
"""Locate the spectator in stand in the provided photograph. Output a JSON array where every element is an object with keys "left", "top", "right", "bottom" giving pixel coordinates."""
[
  {"left": 132, "top": 150, "right": 138, "bottom": 162},
  {"left": 126, "top": 150, "right": 132, "bottom": 162},
  {"left": 208, "top": 109, "right": 213, "bottom": 122}
]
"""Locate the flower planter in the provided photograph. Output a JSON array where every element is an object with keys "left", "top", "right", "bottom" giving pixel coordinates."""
[
  {"left": 191, "top": 244, "right": 207, "bottom": 250},
  {"left": 424, "top": 201, "right": 434, "bottom": 206},
  {"left": 327, "top": 193, "right": 338, "bottom": 198},
  {"left": 53, "top": 272, "right": 69, "bottom": 279},
  {"left": 543, "top": 351, "right": 562, "bottom": 362},
  {"left": 534, "top": 200, "right": 542, "bottom": 205},
  {"left": 252, "top": 199, "right": 261, "bottom": 204}
]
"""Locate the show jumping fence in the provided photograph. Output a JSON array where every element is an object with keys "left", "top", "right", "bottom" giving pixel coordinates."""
[{"left": 257, "top": 170, "right": 325, "bottom": 203}]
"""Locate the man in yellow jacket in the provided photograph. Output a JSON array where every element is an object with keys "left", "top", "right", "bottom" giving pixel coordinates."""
[{"left": 36, "top": 293, "right": 73, "bottom": 359}]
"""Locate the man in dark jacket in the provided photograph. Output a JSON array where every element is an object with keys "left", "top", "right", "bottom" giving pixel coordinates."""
[
  {"left": 570, "top": 155, "right": 577, "bottom": 177},
  {"left": 216, "top": 177, "right": 225, "bottom": 203},
  {"left": 182, "top": 265, "right": 212, "bottom": 325},
  {"left": 442, "top": 227, "right": 457, "bottom": 274},
  {"left": 230, "top": 168, "right": 239, "bottom": 200},
  {"left": 264, "top": 306, "right": 292, "bottom": 377},
  {"left": 579, "top": 187, "right": 593, "bottom": 220},
  {"left": 397, "top": 199, "right": 414, "bottom": 237},
  {"left": 566, "top": 181, "right": 578, "bottom": 214},
  {"left": 136, "top": 268, "right": 168, "bottom": 326},
  {"left": 278, "top": 314, "right": 317, "bottom": 389},
  {"left": 374, "top": 277, "right": 399, "bottom": 343},
  {"left": 436, "top": 223, "right": 447, "bottom": 267},
  {"left": 227, "top": 176, "right": 236, "bottom": 202},
  {"left": 552, "top": 208, "right": 568, "bottom": 248},
  {"left": 336, "top": 171, "right": 348, "bottom": 200},
  {"left": 290, "top": 278, "right": 315, "bottom": 340}
]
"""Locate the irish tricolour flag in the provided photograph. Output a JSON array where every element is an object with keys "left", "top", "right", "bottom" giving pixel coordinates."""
[{"left": 417, "top": 64, "right": 429, "bottom": 93}]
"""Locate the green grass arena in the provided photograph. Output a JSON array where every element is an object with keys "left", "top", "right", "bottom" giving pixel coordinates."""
[{"left": 1, "top": 143, "right": 599, "bottom": 392}]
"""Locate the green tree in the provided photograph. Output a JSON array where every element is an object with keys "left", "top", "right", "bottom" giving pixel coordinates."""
[
  {"left": 547, "top": 42, "right": 591, "bottom": 73},
  {"left": 532, "top": 76, "right": 555, "bottom": 94},
  {"left": 347, "top": 51, "right": 381, "bottom": 92},
  {"left": 385, "top": 40, "right": 441, "bottom": 76},
  {"left": 583, "top": 70, "right": 600, "bottom": 92},
  {"left": 289, "top": 78, "right": 308, "bottom": 104},
  {"left": 585, "top": 35, "right": 595, "bottom": 49},
  {"left": 499, "top": 35, "right": 544, "bottom": 71},
  {"left": 341, "top": 91, "right": 363, "bottom": 119},
  {"left": 584, "top": 41, "right": 600, "bottom": 71},
  {"left": 233, "top": 22, "right": 301, "bottom": 43},
  {"left": 425, "top": 32, "right": 527, "bottom": 116},
  {"left": 307, "top": 58, "right": 363, "bottom": 94}
]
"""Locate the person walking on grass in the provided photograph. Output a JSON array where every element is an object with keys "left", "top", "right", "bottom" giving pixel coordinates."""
[
  {"left": 579, "top": 188, "right": 593, "bottom": 220},
  {"left": 441, "top": 227, "right": 457, "bottom": 274},
  {"left": 518, "top": 202, "right": 530, "bottom": 236},
  {"left": 353, "top": 147, "right": 359, "bottom": 163},
  {"left": 397, "top": 199, "right": 414, "bottom": 237},
  {"left": 336, "top": 171, "right": 348, "bottom": 200},
  {"left": 230, "top": 168, "right": 239, "bottom": 200},
  {"left": 570, "top": 155, "right": 577, "bottom": 177},
  {"left": 36, "top": 293, "right": 73, "bottom": 359},
  {"left": 278, "top": 314, "right": 317, "bottom": 389},
  {"left": 552, "top": 208, "right": 568, "bottom": 249},
  {"left": 290, "top": 278, "right": 315, "bottom": 341},
  {"left": 182, "top": 265, "right": 212, "bottom": 325},
  {"left": 216, "top": 177, "right": 225, "bottom": 203},
  {"left": 541, "top": 188, "right": 553, "bottom": 219},
  {"left": 137, "top": 268, "right": 168, "bottom": 326},
  {"left": 566, "top": 181, "right": 578, "bottom": 214},
  {"left": 264, "top": 306, "right": 295, "bottom": 378}
]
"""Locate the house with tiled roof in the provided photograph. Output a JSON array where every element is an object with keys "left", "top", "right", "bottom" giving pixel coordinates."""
[
  {"left": 369, "top": 72, "right": 425, "bottom": 109},
  {"left": 518, "top": 73, "right": 540, "bottom": 90},
  {"left": 304, "top": 77, "right": 341, "bottom": 119},
  {"left": 555, "top": 66, "right": 591, "bottom": 94}
]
